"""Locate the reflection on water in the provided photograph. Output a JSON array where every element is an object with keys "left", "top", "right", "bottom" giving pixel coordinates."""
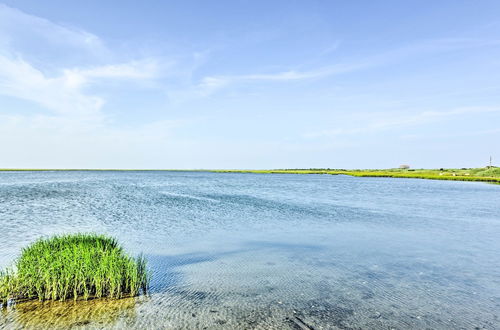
[
  {"left": 1, "top": 171, "right": 500, "bottom": 329},
  {"left": 1, "top": 297, "right": 137, "bottom": 329}
]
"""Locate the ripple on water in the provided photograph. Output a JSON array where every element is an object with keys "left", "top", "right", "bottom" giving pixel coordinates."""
[{"left": 1, "top": 171, "right": 500, "bottom": 329}]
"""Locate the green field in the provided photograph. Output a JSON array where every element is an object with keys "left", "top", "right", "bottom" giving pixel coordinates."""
[{"left": 213, "top": 167, "right": 500, "bottom": 184}]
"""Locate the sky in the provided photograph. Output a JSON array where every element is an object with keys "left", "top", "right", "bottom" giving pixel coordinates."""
[{"left": 0, "top": 0, "right": 499, "bottom": 169}]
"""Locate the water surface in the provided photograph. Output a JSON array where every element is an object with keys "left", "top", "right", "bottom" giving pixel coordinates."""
[{"left": 1, "top": 171, "right": 499, "bottom": 329}]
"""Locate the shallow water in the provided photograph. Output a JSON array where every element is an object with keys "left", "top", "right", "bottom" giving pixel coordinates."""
[{"left": 1, "top": 171, "right": 499, "bottom": 329}]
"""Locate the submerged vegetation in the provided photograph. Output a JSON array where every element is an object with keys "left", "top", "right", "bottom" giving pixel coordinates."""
[
  {"left": 214, "top": 167, "right": 500, "bottom": 184},
  {"left": 0, "top": 234, "right": 148, "bottom": 306}
]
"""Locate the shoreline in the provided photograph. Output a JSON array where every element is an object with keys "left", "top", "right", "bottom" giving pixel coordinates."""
[
  {"left": 213, "top": 169, "right": 500, "bottom": 184},
  {"left": 1, "top": 168, "right": 499, "bottom": 184}
]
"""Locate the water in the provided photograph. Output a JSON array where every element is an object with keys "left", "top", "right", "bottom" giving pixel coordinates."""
[{"left": 0, "top": 171, "right": 499, "bottom": 329}]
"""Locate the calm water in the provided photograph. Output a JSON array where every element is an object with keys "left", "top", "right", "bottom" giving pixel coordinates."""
[{"left": 0, "top": 171, "right": 499, "bottom": 329}]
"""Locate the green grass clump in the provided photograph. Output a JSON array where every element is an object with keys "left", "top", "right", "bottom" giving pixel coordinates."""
[{"left": 0, "top": 233, "right": 148, "bottom": 306}]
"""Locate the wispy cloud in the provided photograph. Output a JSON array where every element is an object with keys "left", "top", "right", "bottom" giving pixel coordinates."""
[
  {"left": 0, "top": 54, "right": 104, "bottom": 117},
  {"left": 0, "top": 4, "right": 105, "bottom": 56},
  {"left": 189, "top": 37, "right": 500, "bottom": 98},
  {"left": 194, "top": 62, "right": 365, "bottom": 96},
  {"left": 401, "top": 127, "right": 500, "bottom": 141},
  {"left": 0, "top": 54, "right": 162, "bottom": 117},
  {"left": 304, "top": 106, "right": 500, "bottom": 138},
  {"left": 0, "top": 4, "right": 164, "bottom": 118},
  {"left": 62, "top": 59, "right": 161, "bottom": 88},
  {"left": 0, "top": 4, "right": 185, "bottom": 168}
]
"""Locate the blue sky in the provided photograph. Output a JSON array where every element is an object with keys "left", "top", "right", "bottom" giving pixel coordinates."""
[{"left": 0, "top": 1, "right": 499, "bottom": 169}]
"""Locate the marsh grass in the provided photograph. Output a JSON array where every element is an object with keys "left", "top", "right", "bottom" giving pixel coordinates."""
[
  {"left": 0, "top": 234, "right": 148, "bottom": 306},
  {"left": 214, "top": 168, "right": 500, "bottom": 183}
]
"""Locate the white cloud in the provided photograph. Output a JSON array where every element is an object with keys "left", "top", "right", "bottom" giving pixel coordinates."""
[
  {"left": 194, "top": 62, "right": 364, "bottom": 96},
  {"left": 0, "top": 54, "right": 104, "bottom": 117},
  {"left": 401, "top": 128, "right": 500, "bottom": 141},
  {"left": 0, "top": 4, "right": 105, "bottom": 55},
  {"left": 190, "top": 37, "right": 500, "bottom": 98},
  {"left": 62, "top": 59, "right": 161, "bottom": 88},
  {"left": 1, "top": 3, "right": 498, "bottom": 168},
  {"left": 0, "top": 4, "right": 181, "bottom": 169},
  {"left": 68, "top": 59, "right": 160, "bottom": 80},
  {"left": 0, "top": 3, "right": 164, "bottom": 117},
  {"left": 304, "top": 106, "right": 500, "bottom": 138},
  {"left": 0, "top": 53, "right": 164, "bottom": 117}
]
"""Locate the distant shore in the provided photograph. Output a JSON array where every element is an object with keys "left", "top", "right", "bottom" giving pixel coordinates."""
[
  {"left": 1, "top": 168, "right": 499, "bottom": 184},
  {"left": 213, "top": 168, "right": 500, "bottom": 184}
]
